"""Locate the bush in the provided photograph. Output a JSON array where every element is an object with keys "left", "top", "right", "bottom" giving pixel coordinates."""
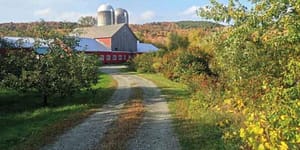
[
  {"left": 199, "top": 0, "right": 300, "bottom": 149},
  {"left": 131, "top": 52, "right": 156, "bottom": 73}
]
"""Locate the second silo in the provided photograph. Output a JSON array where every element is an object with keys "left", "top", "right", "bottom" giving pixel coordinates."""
[
  {"left": 97, "top": 4, "right": 114, "bottom": 26},
  {"left": 114, "top": 8, "right": 129, "bottom": 24}
]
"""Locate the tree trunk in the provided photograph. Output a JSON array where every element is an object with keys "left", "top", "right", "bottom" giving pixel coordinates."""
[{"left": 43, "top": 94, "right": 48, "bottom": 106}]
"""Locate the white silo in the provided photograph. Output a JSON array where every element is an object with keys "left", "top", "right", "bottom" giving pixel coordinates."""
[
  {"left": 114, "top": 8, "right": 129, "bottom": 24},
  {"left": 97, "top": 4, "right": 114, "bottom": 26}
]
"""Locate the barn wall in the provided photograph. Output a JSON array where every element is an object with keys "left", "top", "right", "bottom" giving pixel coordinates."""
[
  {"left": 111, "top": 25, "right": 137, "bottom": 52},
  {"left": 0, "top": 49, "right": 6, "bottom": 55},
  {"left": 84, "top": 51, "right": 136, "bottom": 64},
  {"left": 96, "top": 38, "right": 112, "bottom": 49}
]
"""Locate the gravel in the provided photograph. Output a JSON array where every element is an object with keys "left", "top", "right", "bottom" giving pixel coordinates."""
[
  {"left": 41, "top": 65, "right": 180, "bottom": 150},
  {"left": 42, "top": 66, "right": 131, "bottom": 150},
  {"left": 126, "top": 75, "right": 180, "bottom": 150}
]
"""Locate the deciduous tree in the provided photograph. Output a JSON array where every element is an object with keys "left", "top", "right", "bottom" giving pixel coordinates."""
[
  {"left": 1, "top": 26, "right": 98, "bottom": 106},
  {"left": 78, "top": 16, "right": 97, "bottom": 27},
  {"left": 199, "top": 0, "right": 300, "bottom": 149}
]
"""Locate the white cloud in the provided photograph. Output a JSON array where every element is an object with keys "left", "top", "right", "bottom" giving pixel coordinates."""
[
  {"left": 129, "top": 16, "right": 139, "bottom": 24},
  {"left": 130, "top": 10, "right": 157, "bottom": 24},
  {"left": 34, "top": 7, "right": 94, "bottom": 22},
  {"left": 140, "top": 10, "right": 156, "bottom": 20},
  {"left": 34, "top": 8, "right": 52, "bottom": 17},
  {"left": 58, "top": 12, "right": 94, "bottom": 22},
  {"left": 181, "top": 5, "right": 200, "bottom": 16}
]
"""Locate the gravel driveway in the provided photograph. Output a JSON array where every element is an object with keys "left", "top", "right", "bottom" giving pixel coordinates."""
[
  {"left": 126, "top": 75, "right": 180, "bottom": 150},
  {"left": 42, "top": 65, "right": 180, "bottom": 150}
]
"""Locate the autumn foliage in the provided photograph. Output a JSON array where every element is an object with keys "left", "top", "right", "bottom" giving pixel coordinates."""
[{"left": 132, "top": 0, "right": 300, "bottom": 149}]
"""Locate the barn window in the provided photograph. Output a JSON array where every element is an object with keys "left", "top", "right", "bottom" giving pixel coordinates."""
[
  {"left": 99, "top": 55, "right": 104, "bottom": 61},
  {"left": 106, "top": 55, "right": 111, "bottom": 60},
  {"left": 123, "top": 55, "right": 127, "bottom": 60},
  {"left": 118, "top": 55, "right": 122, "bottom": 60},
  {"left": 112, "top": 55, "right": 117, "bottom": 60}
]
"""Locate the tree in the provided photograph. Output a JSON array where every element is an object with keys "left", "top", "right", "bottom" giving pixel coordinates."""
[
  {"left": 1, "top": 24, "right": 99, "bottom": 106},
  {"left": 135, "top": 31, "right": 145, "bottom": 43},
  {"left": 2, "top": 43, "right": 98, "bottom": 106},
  {"left": 199, "top": 0, "right": 300, "bottom": 149},
  {"left": 166, "top": 32, "right": 189, "bottom": 51},
  {"left": 78, "top": 16, "right": 97, "bottom": 27},
  {"left": 199, "top": 0, "right": 299, "bottom": 88}
]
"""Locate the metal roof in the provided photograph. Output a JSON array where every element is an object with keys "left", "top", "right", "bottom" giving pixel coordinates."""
[
  {"left": 1, "top": 36, "right": 110, "bottom": 53},
  {"left": 73, "top": 23, "right": 126, "bottom": 38},
  {"left": 75, "top": 38, "right": 110, "bottom": 52},
  {"left": 1, "top": 37, "right": 50, "bottom": 54},
  {"left": 97, "top": 4, "right": 114, "bottom": 12},
  {"left": 115, "top": 8, "right": 128, "bottom": 15},
  {"left": 3, "top": 37, "right": 36, "bottom": 48},
  {"left": 2, "top": 36, "right": 49, "bottom": 48},
  {"left": 137, "top": 42, "right": 159, "bottom": 53}
]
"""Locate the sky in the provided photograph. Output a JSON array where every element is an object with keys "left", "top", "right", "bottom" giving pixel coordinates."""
[{"left": 0, "top": 0, "right": 252, "bottom": 24}]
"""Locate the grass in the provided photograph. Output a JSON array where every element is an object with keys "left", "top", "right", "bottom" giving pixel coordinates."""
[
  {"left": 139, "top": 73, "right": 227, "bottom": 150},
  {"left": 97, "top": 86, "right": 145, "bottom": 150},
  {"left": 0, "top": 72, "right": 117, "bottom": 150}
]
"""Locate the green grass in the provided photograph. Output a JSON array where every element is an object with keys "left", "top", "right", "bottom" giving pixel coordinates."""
[
  {"left": 0, "top": 72, "right": 116, "bottom": 150},
  {"left": 139, "top": 73, "right": 226, "bottom": 150}
]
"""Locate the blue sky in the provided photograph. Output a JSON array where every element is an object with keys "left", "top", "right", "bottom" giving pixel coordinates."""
[{"left": 0, "top": 0, "right": 252, "bottom": 24}]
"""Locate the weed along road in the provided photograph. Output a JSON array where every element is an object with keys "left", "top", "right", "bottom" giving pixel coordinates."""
[{"left": 42, "top": 65, "right": 180, "bottom": 150}]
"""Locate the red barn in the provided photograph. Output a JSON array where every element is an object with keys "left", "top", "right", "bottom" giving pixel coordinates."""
[
  {"left": 75, "top": 37, "right": 135, "bottom": 64},
  {"left": 74, "top": 23, "right": 139, "bottom": 63},
  {"left": 1, "top": 24, "right": 158, "bottom": 64}
]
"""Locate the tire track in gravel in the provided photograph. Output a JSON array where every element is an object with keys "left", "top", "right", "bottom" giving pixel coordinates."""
[
  {"left": 126, "top": 75, "right": 180, "bottom": 150},
  {"left": 42, "top": 66, "right": 132, "bottom": 150}
]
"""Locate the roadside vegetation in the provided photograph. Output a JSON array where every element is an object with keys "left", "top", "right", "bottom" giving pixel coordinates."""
[
  {"left": 140, "top": 73, "right": 226, "bottom": 149},
  {"left": 131, "top": 0, "right": 300, "bottom": 149}
]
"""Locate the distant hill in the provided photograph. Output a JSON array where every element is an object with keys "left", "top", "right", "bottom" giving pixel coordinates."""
[
  {"left": 176, "top": 21, "right": 223, "bottom": 29},
  {"left": 0, "top": 21, "right": 78, "bottom": 37},
  {"left": 0, "top": 21, "right": 222, "bottom": 48},
  {"left": 129, "top": 21, "right": 223, "bottom": 48}
]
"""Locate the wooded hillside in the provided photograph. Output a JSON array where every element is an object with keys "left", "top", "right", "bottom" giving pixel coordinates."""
[
  {"left": 130, "top": 21, "right": 222, "bottom": 47},
  {"left": 0, "top": 21, "right": 78, "bottom": 37},
  {"left": 0, "top": 21, "right": 222, "bottom": 47}
]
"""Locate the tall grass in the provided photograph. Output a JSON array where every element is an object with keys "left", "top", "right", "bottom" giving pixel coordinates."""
[{"left": 140, "top": 73, "right": 227, "bottom": 150}]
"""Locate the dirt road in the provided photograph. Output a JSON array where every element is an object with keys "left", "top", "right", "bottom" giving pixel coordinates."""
[{"left": 42, "top": 65, "right": 180, "bottom": 150}]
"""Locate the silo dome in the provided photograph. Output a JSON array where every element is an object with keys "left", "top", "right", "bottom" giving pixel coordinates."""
[
  {"left": 97, "top": 4, "right": 114, "bottom": 12},
  {"left": 114, "top": 8, "right": 129, "bottom": 24},
  {"left": 97, "top": 4, "right": 114, "bottom": 26}
]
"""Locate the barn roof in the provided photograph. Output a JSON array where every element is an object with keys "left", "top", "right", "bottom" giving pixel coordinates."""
[
  {"left": 75, "top": 38, "right": 110, "bottom": 52},
  {"left": 74, "top": 24, "right": 126, "bottom": 38},
  {"left": 1, "top": 36, "right": 110, "bottom": 53},
  {"left": 2, "top": 36, "right": 47, "bottom": 48},
  {"left": 1, "top": 37, "right": 50, "bottom": 54},
  {"left": 137, "top": 42, "right": 159, "bottom": 53}
]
